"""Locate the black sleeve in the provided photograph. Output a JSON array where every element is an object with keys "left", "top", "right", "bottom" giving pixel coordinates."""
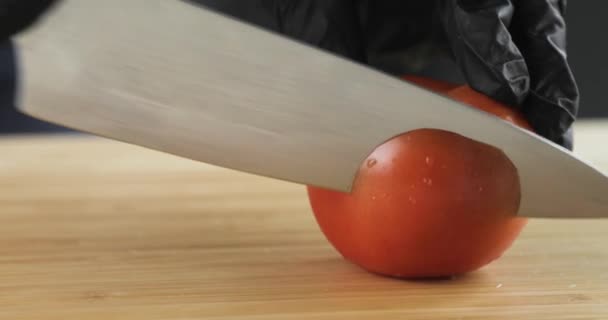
[{"left": 193, "top": 0, "right": 366, "bottom": 63}]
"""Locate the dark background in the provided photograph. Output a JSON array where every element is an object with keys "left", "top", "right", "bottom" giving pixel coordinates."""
[
  {"left": 567, "top": 2, "right": 607, "bottom": 118},
  {"left": 0, "top": 2, "right": 605, "bottom": 134}
]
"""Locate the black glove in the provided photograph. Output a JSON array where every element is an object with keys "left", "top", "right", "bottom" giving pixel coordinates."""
[
  {"left": 0, "top": 0, "right": 57, "bottom": 41},
  {"left": 198, "top": 0, "right": 580, "bottom": 150},
  {"left": 1, "top": 0, "right": 580, "bottom": 149},
  {"left": 438, "top": 0, "right": 579, "bottom": 149}
]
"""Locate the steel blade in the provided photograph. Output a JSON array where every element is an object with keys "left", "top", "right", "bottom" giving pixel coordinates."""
[{"left": 13, "top": 0, "right": 608, "bottom": 218}]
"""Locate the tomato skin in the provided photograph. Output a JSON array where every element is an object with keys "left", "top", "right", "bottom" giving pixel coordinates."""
[
  {"left": 401, "top": 75, "right": 459, "bottom": 93},
  {"left": 448, "top": 86, "right": 533, "bottom": 131},
  {"left": 307, "top": 77, "right": 531, "bottom": 278}
]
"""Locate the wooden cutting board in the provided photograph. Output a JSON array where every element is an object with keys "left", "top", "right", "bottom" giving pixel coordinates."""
[{"left": 0, "top": 120, "right": 607, "bottom": 320}]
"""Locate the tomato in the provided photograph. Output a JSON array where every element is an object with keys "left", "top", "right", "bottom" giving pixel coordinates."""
[
  {"left": 448, "top": 86, "right": 533, "bottom": 131},
  {"left": 306, "top": 77, "right": 531, "bottom": 279},
  {"left": 401, "top": 74, "right": 459, "bottom": 93}
]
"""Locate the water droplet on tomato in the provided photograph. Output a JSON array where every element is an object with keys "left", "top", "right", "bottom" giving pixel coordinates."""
[
  {"left": 371, "top": 195, "right": 377, "bottom": 200},
  {"left": 422, "top": 177, "right": 433, "bottom": 186},
  {"left": 425, "top": 156, "right": 434, "bottom": 166},
  {"left": 408, "top": 196, "right": 417, "bottom": 204},
  {"left": 478, "top": 186, "right": 484, "bottom": 192},
  {"left": 366, "top": 158, "right": 377, "bottom": 168}
]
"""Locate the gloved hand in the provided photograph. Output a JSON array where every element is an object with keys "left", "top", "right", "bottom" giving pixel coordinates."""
[
  {"left": 199, "top": 0, "right": 579, "bottom": 150},
  {"left": 1, "top": 0, "right": 580, "bottom": 149},
  {"left": 0, "top": 0, "right": 57, "bottom": 40},
  {"left": 437, "top": 0, "right": 579, "bottom": 150}
]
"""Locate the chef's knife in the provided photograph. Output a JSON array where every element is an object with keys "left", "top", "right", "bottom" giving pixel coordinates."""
[{"left": 12, "top": 0, "right": 608, "bottom": 218}]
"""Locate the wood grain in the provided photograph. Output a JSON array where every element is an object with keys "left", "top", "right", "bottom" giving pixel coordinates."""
[{"left": 0, "top": 120, "right": 607, "bottom": 319}]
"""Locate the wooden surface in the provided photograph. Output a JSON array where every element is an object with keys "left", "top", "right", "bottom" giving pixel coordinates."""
[{"left": 0, "top": 120, "right": 607, "bottom": 319}]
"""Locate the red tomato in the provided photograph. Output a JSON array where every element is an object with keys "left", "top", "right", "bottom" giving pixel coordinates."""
[
  {"left": 401, "top": 74, "right": 459, "bottom": 93},
  {"left": 448, "top": 86, "right": 533, "bottom": 131},
  {"left": 306, "top": 77, "right": 531, "bottom": 278}
]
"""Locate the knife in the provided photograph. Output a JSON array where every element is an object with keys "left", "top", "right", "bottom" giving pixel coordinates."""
[{"left": 12, "top": 0, "right": 608, "bottom": 218}]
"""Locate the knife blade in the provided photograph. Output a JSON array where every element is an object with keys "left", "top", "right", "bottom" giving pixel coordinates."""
[{"left": 12, "top": 0, "right": 608, "bottom": 218}]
